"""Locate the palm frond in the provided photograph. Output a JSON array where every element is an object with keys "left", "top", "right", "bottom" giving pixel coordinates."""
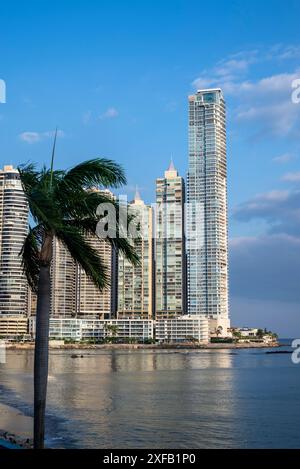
[
  {"left": 108, "top": 236, "right": 140, "bottom": 266},
  {"left": 65, "top": 217, "right": 140, "bottom": 267},
  {"left": 57, "top": 189, "right": 114, "bottom": 220},
  {"left": 39, "top": 168, "right": 65, "bottom": 192},
  {"left": 20, "top": 226, "right": 42, "bottom": 292},
  {"left": 59, "top": 158, "right": 126, "bottom": 191},
  {"left": 26, "top": 187, "right": 62, "bottom": 229},
  {"left": 18, "top": 163, "right": 40, "bottom": 193},
  {"left": 56, "top": 225, "right": 108, "bottom": 290}
]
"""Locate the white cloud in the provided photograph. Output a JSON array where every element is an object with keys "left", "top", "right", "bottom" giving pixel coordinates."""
[
  {"left": 192, "top": 45, "right": 300, "bottom": 138},
  {"left": 19, "top": 132, "right": 41, "bottom": 144},
  {"left": 273, "top": 153, "right": 294, "bottom": 163},
  {"left": 19, "top": 130, "right": 64, "bottom": 144},
  {"left": 193, "top": 50, "right": 258, "bottom": 91},
  {"left": 282, "top": 171, "right": 300, "bottom": 182},
  {"left": 236, "top": 98, "right": 300, "bottom": 137},
  {"left": 233, "top": 187, "right": 300, "bottom": 236},
  {"left": 99, "top": 107, "right": 119, "bottom": 120},
  {"left": 276, "top": 44, "right": 300, "bottom": 60}
]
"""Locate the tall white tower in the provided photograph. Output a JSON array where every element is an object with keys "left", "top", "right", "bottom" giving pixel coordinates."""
[
  {"left": 187, "top": 89, "right": 229, "bottom": 330},
  {"left": 0, "top": 166, "right": 29, "bottom": 316},
  {"left": 117, "top": 190, "right": 153, "bottom": 319},
  {"left": 155, "top": 161, "right": 186, "bottom": 318}
]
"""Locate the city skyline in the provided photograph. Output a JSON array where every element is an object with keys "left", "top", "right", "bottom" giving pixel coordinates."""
[
  {"left": 0, "top": 136, "right": 225, "bottom": 334},
  {"left": 1, "top": 1, "right": 300, "bottom": 336}
]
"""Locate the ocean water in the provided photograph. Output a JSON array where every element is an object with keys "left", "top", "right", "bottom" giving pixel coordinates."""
[{"left": 0, "top": 340, "right": 299, "bottom": 448}]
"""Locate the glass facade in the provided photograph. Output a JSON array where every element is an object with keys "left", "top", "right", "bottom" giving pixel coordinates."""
[
  {"left": 155, "top": 162, "right": 186, "bottom": 318},
  {"left": 187, "top": 89, "right": 229, "bottom": 320},
  {"left": 118, "top": 192, "right": 153, "bottom": 319}
]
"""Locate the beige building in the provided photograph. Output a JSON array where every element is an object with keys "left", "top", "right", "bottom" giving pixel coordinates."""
[
  {"left": 47, "top": 189, "right": 116, "bottom": 319},
  {"left": 155, "top": 161, "right": 186, "bottom": 318},
  {"left": 118, "top": 190, "right": 153, "bottom": 319},
  {"left": 0, "top": 315, "right": 28, "bottom": 338},
  {"left": 50, "top": 238, "right": 77, "bottom": 317},
  {"left": 76, "top": 235, "right": 115, "bottom": 319},
  {"left": 0, "top": 166, "right": 29, "bottom": 319},
  {"left": 76, "top": 189, "right": 116, "bottom": 319}
]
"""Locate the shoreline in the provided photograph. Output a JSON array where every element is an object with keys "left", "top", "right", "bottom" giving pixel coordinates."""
[
  {"left": 0, "top": 340, "right": 284, "bottom": 449},
  {"left": 0, "top": 403, "right": 33, "bottom": 449},
  {"left": 5, "top": 341, "right": 280, "bottom": 351}
]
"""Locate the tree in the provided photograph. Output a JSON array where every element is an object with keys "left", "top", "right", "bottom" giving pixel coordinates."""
[
  {"left": 232, "top": 329, "right": 242, "bottom": 340},
  {"left": 104, "top": 323, "right": 119, "bottom": 341},
  {"left": 19, "top": 152, "right": 139, "bottom": 449},
  {"left": 256, "top": 328, "right": 264, "bottom": 338}
]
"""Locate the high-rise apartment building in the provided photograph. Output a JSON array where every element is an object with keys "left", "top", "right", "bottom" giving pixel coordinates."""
[
  {"left": 50, "top": 238, "right": 77, "bottom": 317},
  {"left": 0, "top": 166, "right": 29, "bottom": 316},
  {"left": 187, "top": 89, "right": 229, "bottom": 328},
  {"left": 49, "top": 189, "right": 116, "bottom": 319},
  {"left": 117, "top": 191, "right": 153, "bottom": 319},
  {"left": 76, "top": 189, "right": 116, "bottom": 319},
  {"left": 155, "top": 161, "right": 186, "bottom": 318},
  {"left": 76, "top": 235, "right": 116, "bottom": 319}
]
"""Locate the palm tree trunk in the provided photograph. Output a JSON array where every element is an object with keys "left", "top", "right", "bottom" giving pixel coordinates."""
[{"left": 34, "top": 264, "right": 51, "bottom": 449}]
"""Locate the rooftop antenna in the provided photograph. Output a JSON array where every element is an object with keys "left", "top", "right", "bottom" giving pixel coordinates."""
[
  {"left": 168, "top": 154, "right": 175, "bottom": 171},
  {"left": 49, "top": 127, "right": 58, "bottom": 189},
  {"left": 134, "top": 185, "right": 141, "bottom": 201}
]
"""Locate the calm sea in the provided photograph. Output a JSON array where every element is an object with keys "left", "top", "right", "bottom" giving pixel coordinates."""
[{"left": 0, "top": 339, "right": 299, "bottom": 448}]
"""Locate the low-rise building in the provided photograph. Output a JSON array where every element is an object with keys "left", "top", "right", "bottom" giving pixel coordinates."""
[
  {"left": 29, "top": 317, "right": 154, "bottom": 342},
  {"left": 155, "top": 315, "right": 209, "bottom": 343},
  {"left": 209, "top": 316, "right": 232, "bottom": 338},
  {"left": 0, "top": 315, "right": 28, "bottom": 339},
  {"left": 238, "top": 328, "right": 258, "bottom": 338}
]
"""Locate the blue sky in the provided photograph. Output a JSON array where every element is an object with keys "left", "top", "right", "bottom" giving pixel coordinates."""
[{"left": 0, "top": 0, "right": 300, "bottom": 335}]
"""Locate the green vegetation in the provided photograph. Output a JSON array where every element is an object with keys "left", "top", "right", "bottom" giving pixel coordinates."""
[
  {"left": 211, "top": 337, "right": 234, "bottom": 344},
  {"left": 20, "top": 150, "right": 139, "bottom": 448}
]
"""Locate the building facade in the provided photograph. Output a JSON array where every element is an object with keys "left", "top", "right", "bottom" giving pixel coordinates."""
[
  {"left": 48, "top": 189, "right": 116, "bottom": 320},
  {"left": 118, "top": 191, "right": 153, "bottom": 319},
  {"left": 155, "top": 315, "right": 209, "bottom": 343},
  {"left": 0, "top": 315, "right": 29, "bottom": 339},
  {"left": 187, "top": 89, "right": 229, "bottom": 328},
  {"left": 0, "top": 166, "right": 29, "bottom": 317},
  {"left": 155, "top": 161, "right": 186, "bottom": 318},
  {"left": 76, "top": 189, "right": 117, "bottom": 319},
  {"left": 29, "top": 317, "right": 154, "bottom": 342},
  {"left": 76, "top": 235, "right": 115, "bottom": 319},
  {"left": 50, "top": 238, "right": 77, "bottom": 317}
]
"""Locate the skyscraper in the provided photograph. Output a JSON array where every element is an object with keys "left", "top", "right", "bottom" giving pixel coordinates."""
[
  {"left": 0, "top": 166, "right": 29, "bottom": 316},
  {"left": 187, "top": 89, "right": 229, "bottom": 329},
  {"left": 117, "top": 191, "right": 153, "bottom": 319},
  {"left": 50, "top": 189, "right": 116, "bottom": 319},
  {"left": 50, "top": 238, "right": 77, "bottom": 317},
  {"left": 155, "top": 161, "right": 186, "bottom": 318},
  {"left": 76, "top": 235, "right": 116, "bottom": 319}
]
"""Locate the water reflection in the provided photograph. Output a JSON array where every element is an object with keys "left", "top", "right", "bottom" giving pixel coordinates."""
[{"left": 0, "top": 349, "right": 299, "bottom": 448}]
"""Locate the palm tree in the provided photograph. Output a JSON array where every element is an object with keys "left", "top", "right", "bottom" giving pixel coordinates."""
[
  {"left": 103, "top": 323, "right": 119, "bottom": 343},
  {"left": 19, "top": 154, "right": 139, "bottom": 449}
]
